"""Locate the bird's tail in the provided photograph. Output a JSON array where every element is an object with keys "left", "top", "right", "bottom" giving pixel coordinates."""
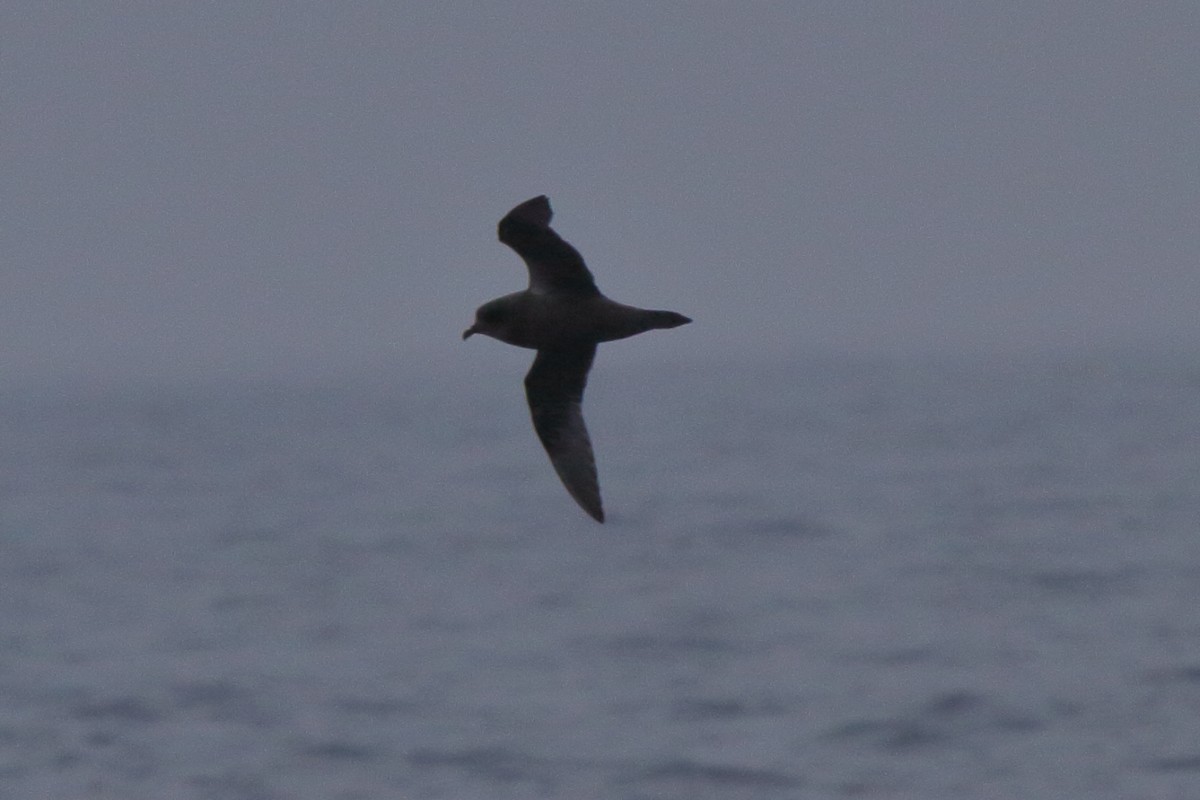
[
  {"left": 600, "top": 306, "right": 692, "bottom": 342},
  {"left": 644, "top": 310, "right": 692, "bottom": 330}
]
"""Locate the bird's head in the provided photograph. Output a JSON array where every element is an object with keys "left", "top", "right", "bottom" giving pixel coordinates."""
[{"left": 462, "top": 296, "right": 517, "bottom": 342}]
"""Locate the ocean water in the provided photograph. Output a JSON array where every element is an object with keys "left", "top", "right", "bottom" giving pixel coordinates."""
[{"left": 2, "top": 352, "right": 1199, "bottom": 799}]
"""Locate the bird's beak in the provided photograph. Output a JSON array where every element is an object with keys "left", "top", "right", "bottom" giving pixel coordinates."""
[{"left": 462, "top": 325, "right": 477, "bottom": 340}]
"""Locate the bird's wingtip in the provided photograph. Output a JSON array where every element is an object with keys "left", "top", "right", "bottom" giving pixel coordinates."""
[{"left": 503, "top": 195, "right": 553, "bottom": 227}]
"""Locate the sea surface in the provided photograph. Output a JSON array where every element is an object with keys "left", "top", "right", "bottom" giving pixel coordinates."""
[{"left": 2, "top": 351, "right": 1199, "bottom": 799}]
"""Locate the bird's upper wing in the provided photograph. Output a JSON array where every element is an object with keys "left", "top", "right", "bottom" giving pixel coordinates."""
[
  {"left": 498, "top": 196, "right": 601, "bottom": 297},
  {"left": 524, "top": 344, "right": 604, "bottom": 522}
]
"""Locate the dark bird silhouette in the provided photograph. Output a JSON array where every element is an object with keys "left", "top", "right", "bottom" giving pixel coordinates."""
[{"left": 463, "top": 196, "right": 691, "bottom": 522}]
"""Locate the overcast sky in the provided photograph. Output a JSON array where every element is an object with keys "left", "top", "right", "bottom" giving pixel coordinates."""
[{"left": 4, "top": 3, "right": 1198, "bottom": 385}]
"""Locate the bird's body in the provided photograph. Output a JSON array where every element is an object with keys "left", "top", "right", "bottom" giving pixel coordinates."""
[
  {"left": 463, "top": 195, "right": 691, "bottom": 522},
  {"left": 470, "top": 291, "right": 686, "bottom": 350}
]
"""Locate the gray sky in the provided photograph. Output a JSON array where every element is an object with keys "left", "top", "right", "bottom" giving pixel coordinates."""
[{"left": 4, "top": 3, "right": 1198, "bottom": 385}]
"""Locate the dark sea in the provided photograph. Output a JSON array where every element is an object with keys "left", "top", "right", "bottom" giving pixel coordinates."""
[{"left": 3, "top": 351, "right": 1199, "bottom": 799}]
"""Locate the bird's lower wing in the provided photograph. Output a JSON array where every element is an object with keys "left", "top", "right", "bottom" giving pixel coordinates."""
[{"left": 524, "top": 345, "right": 603, "bottom": 522}]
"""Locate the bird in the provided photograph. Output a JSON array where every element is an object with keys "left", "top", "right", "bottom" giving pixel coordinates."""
[{"left": 463, "top": 195, "right": 691, "bottom": 522}]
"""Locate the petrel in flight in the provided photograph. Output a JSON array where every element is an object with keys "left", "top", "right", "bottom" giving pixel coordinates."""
[{"left": 463, "top": 195, "right": 691, "bottom": 522}]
